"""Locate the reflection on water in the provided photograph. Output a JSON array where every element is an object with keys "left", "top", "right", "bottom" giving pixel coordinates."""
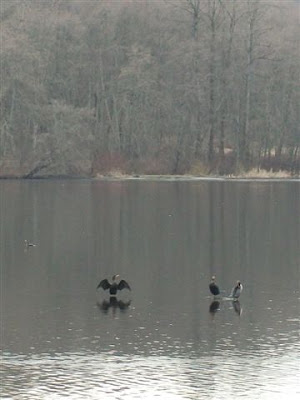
[
  {"left": 209, "top": 300, "right": 220, "bottom": 315},
  {"left": 209, "top": 299, "right": 243, "bottom": 317},
  {"left": 1, "top": 179, "right": 299, "bottom": 399},
  {"left": 232, "top": 300, "right": 242, "bottom": 316},
  {"left": 97, "top": 297, "right": 131, "bottom": 313}
]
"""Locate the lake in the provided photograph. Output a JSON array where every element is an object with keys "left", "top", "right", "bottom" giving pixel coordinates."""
[{"left": 0, "top": 178, "right": 299, "bottom": 399}]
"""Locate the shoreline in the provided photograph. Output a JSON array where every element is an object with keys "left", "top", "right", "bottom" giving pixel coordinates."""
[
  {"left": 0, "top": 173, "right": 299, "bottom": 182},
  {"left": 94, "top": 175, "right": 300, "bottom": 183}
]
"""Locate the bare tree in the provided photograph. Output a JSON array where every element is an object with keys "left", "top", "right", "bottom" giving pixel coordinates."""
[{"left": 0, "top": 0, "right": 298, "bottom": 176}]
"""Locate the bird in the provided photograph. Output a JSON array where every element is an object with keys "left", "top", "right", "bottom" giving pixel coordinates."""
[
  {"left": 231, "top": 280, "right": 243, "bottom": 300},
  {"left": 24, "top": 240, "right": 36, "bottom": 247},
  {"left": 209, "top": 276, "right": 220, "bottom": 296},
  {"left": 97, "top": 274, "right": 131, "bottom": 295}
]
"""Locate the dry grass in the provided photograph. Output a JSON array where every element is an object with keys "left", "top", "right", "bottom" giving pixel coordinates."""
[
  {"left": 188, "top": 161, "right": 210, "bottom": 176},
  {"left": 94, "top": 167, "right": 297, "bottom": 180},
  {"left": 96, "top": 169, "right": 129, "bottom": 178},
  {"left": 237, "top": 168, "right": 293, "bottom": 179}
]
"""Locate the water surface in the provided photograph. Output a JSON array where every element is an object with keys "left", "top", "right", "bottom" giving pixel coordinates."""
[{"left": 1, "top": 179, "right": 299, "bottom": 399}]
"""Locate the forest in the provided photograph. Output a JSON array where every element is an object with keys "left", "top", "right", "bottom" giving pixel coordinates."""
[{"left": 0, "top": 0, "right": 299, "bottom": 178}]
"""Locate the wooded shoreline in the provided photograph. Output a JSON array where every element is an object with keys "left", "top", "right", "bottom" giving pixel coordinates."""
[{"left": 1, "top": 1, "right": 299, "bottom": 180}]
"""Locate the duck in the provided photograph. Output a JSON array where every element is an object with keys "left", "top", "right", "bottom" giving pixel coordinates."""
[
  {"left": 97, "top": 274, "right": 131, "bottom": 295},
  {"left": 24, "top": 240, "right": 36, "bottom": 247},
  {"left": 209, "top": 276, "right": 220, "bottom": 296},
  {"left": 231, "top": 280, "right": 243, "bottom": 299}
]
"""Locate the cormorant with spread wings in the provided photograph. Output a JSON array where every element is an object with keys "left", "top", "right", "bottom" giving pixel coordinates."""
[{"left": 97, "top": 274, "right": 131, "bottom": 295}]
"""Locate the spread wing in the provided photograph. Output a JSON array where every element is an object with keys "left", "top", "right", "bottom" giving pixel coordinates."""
[
  {"left": 118, "top": 280, "right": 131, "bottom": 291},
  {"left": 97, "top": 279, "right": 111, "bottom": 290}
]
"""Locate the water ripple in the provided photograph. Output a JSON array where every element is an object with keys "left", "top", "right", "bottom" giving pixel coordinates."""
[{"left": 1, "top": 350, "right": 299, "bottom": 400}]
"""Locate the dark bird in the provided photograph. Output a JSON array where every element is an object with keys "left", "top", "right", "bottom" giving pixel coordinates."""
[
  {"left": 97, "top": 274, "right": 131, "bottom": 295},
  {"left": 209, "top": 276, "right": 220, "bottom": 296},
  {"left": 24, "top": 240, "right": 36, "bottom": 247},
  {"left": 231, "top": 280, "right": 243, "bottom": 300}
]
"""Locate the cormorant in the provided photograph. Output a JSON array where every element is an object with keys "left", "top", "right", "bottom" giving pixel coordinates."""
[
  {"left": 209, "top": 276, "right": 220, "bottom": 296},
  {"left": 231, "top": 281, "right": 243, "bottom": 299},
  {"left": 97, "top": 274, "right": 131, "bottom": 295}
]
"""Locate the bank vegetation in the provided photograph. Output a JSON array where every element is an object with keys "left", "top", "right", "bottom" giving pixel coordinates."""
[{"left": 0, "top": 0, "right": 299, "bottom": 178}]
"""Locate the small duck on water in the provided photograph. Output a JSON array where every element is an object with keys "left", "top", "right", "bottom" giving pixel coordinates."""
[{"left": 24, "top": 240, "right": 37, "bottom": 247}]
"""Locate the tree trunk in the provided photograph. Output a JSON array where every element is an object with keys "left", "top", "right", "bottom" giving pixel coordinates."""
[
  {"left": 240, "top": 1, "right": 257, "bottom": 167},
  {"left": 208, "top": 1, "right": 217, "bottom": 164}
]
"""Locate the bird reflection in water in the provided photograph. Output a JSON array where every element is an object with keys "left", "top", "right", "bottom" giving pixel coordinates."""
[
  {"left": 209, "top": 300, "right": 220, "bottom": 317},
  {"left": 97, "top": 296, "right": 131, "bottom": 314},
  {"left": 209, "top": 299, "right": 243, "bottom": 317},
  {"left": 232, "top": 300, "right": 242, "bottom": 316}
]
